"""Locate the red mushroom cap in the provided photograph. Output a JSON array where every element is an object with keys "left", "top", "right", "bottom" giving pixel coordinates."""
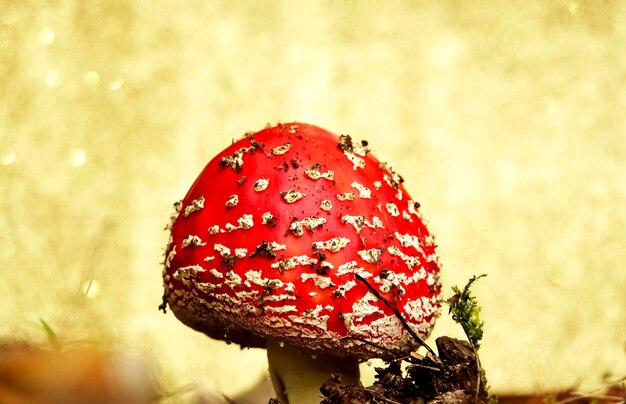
[{"left": 162, "top": 123, "right": 442, "bottom": 359}]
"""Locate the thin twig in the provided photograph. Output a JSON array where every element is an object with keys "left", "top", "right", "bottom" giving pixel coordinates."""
[
  {"left": 407, "top": 362, "right": 442, "bottom": 372},
  {"left": 354, "top": 274, "right": 438, "bottom": 359}
]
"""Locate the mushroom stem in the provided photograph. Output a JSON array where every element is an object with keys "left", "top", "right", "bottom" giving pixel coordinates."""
[{"left": 266, "top": 339, "right": 360, "bottom": 404}]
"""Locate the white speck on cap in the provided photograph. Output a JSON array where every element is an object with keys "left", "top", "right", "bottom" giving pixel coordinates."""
[
  {"left": 196, "top": 282, "right": 219, "bottom": 293},
  {"left": 336, "top": 261, "right": 372, "bottom": 278},
  {"left": 312, "top": 237, "right": 351, "bottom": 253},
  {"left": 374, "top": 270, "right": 407, "bottom": 294},
  {"left": 305, "top": 164, "right": 335, "bottom": 181},
  {"left": 234, "top": 248, "right": 248, "bottom": 258},
  {"left": 394, "top": 232, "right": 422, "bottom": 251},
  {"left": 343, "top": 150, "right": 365, "bottom": 170},
  {"left": 395, "top": 189, "right": 403, "bottom": 200},
  {"left": 337, "top": 192, "right": 355, "bottom": 201},
  {"left": 173, "top": 265, "right": 206, "bottom": 283},
  {"left": 281, "top": 190, "right": 306, "bottom": 203},
  {"left": 347, "top": 292, "right": 383, "bottom": 321},
  {"left": 225, "top": 194, "right": 239, "bottom": 208},
  {"left": 387, "top": 246, "right": 420, "bottom": 269},
  {"left": 254, "top": 178, "right": 269, "bottom": 192},
  {"left": 214, "top": 243, "right": 231, "bottom": 257},
  {"left": 342, "top": 215, "right": 382, "bottom": 233},
  {"left": 334, "top": 280, "right": 357, "bottom": 297},
  {"left": 402, "top": 211, "right": 413, "bottom": 222},
  {"left": 320, "top": 200, "right": 332, "bottom": 211},
  {"left": 358, "top": 248, "right": 382, "bottom": 264},
  {"left": 271, "top": 255, "right": 318, "bottom": 271},
  {"left": 182, "top": 235, "right": 206, "bottom": 248},
  {"left": 237, "top": 214, "right": 254, "bottom": 229},
  {"left": 272, "top": 143, "right": 292, "bottom": 155},
  {"left": 300, "top": 273, "right": 333, "bottom": 289},
  {"left": 224, "top": 271, "right": 243, "bottom": 289},
  {"left": 209, "top": 269, "right": 223, "bottom": 278},
  {"left": 386, "top": 202, "right": 400, "bottom": 217},
  {"left": 351, "top": 182, "right": 372, "bottom": 199},
  {"left": 165, "top": 246, "right": 176, "bottom": 268},
  {"left": 220, "top": 148, "right": 248, "bottom": 171},
  {"left": 183, "top": 195, "right": 205, "bottom": 217},
  {"left": 289, "top": 216, "right": 326, "bottom": 236},
  {"left": 261, "top": 212, "right": 276, "bottom": 225}
]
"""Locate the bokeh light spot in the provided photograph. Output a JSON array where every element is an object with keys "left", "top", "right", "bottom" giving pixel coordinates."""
[
  {"left": 108, "top": 79, "right": 124, "bottom": 91},
  {"left": 1, "top": 148, "right": 16, "bottom": 166},
  {"left": 69, "top": 148, "right": 87, "bottom": 168},
  {"left": 38, "top": 26, "right": 55, "bottom": 46},
  {"left": 82, "top": 71, "right": 101, "bottom": 88},
  {"left": 45, "top": 70, "right": 62, "bottom": 87}
]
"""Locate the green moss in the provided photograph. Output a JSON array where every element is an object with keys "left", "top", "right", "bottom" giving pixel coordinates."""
[
  {"left": 447, "top": 274, "right": 487, "bottom": 350},
  {"left": 447, "top": 274, "right": 499, "bottom": 403}
]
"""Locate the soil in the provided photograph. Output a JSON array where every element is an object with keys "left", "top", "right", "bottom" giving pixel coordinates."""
[{"left": 318, "top": 336, "right": 492, "bottom": 404}]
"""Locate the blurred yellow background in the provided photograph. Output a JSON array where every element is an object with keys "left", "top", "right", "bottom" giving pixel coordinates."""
[{"left": 1, "top": 0, "right": 625, "bottom": 399}]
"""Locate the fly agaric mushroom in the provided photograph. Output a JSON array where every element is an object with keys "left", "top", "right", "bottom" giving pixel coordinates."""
[{"left": 161, "top": 122, "right": 442, "bottom": 403}]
